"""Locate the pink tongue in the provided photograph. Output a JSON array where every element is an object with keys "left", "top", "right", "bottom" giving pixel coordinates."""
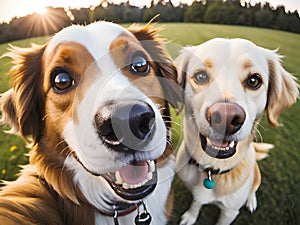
[
  {"left": 210, "top": 139, "right": 229, "bottom": 148},
  {"left": 119, "top": 161, "right": 148, "bottom": 185}
]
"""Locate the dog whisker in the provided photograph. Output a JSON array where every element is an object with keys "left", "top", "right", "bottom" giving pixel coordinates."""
[
  {"left": 253, "top": 121, "right": 264, "bottom": 143},
  {"left": 254, "top": 129, "right": 264, "bottom": 143},
  {"left": 55, "top": 140, "right": 66, "bottom": 150},
  {"left": 62, "top": 151, "right": 74, "bottom": 176},
  {"left": 42, "top": 114, "right": 49, "bottom": 121},
  {"left": 60, "top": 145, "right": 72, "bottom": 157},
  {"left": 54, "top": 140, "right": 71, "bottom": 156},
  {"left": 169, "top": 127, "right": 182, "bottom": 137},
  {"left": 162, "top": 119, "right": 183, "bottom": 129}
]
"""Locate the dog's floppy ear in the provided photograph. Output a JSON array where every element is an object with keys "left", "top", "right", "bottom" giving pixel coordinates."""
[
  {"left": 129, "top": 24, "right": 183, "bottom": 108},
  {"left": 0, "top": 89, "right": 19, "bottom": 134},
  {"left": 0, "top": 44, "right": 46, "bottom": 143},
  {"left": 265, "top": 50, "right": 299, "bottom": 127},
  {"left": 174, "top": 47, "right": 192, "bottom": 90}
]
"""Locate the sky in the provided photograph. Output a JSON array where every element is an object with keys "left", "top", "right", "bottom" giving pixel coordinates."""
[{"left": 0, "top": 0, "right": 299, "bottom": 23}]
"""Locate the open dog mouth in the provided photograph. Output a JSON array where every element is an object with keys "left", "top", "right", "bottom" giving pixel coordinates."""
[
  {"left": 199, "top": 134, "right": 237, "bottom": 159},
  {"left": 102, "top": 160, "right": 157, "bottom": 201},
  {"left": 73, "top": 153, "right": 157, "bottom": 201}
]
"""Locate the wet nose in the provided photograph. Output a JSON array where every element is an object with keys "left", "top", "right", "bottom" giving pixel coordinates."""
[
  {"left": 94, "top": 101, "right": 155, "bottom": 151},
  {"left": 206, "top": 102, "right": 246, "bottom": 135}
]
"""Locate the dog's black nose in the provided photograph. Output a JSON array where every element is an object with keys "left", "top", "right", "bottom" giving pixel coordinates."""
[
  {"left": 206, "top": 102, "right": 246, "bottom": 136},
  {"left": 94, "top": 101, "right": 155, "bottom": 151}
]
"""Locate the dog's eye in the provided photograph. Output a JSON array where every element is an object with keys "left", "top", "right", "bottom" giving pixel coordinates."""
[
  {"left": 245, "top": 73, "right": 262, "bottom": 90},
  {"left": 193, "top": 71, "right": 209, "bottom": 85},
  {"left": 130, "top": 54, "right": 149, "bottom": 75},
  {"left": 50, "top": 68, "right": 75, "bottom": 93}
]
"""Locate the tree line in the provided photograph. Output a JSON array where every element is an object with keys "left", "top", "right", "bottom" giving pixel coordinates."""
[{"left": 0, "top": 0, "right": 299, "bottom": 44}]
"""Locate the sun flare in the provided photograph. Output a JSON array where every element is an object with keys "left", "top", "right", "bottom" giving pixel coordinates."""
[{"left": 35, "top": 6, "right": 48, "bottom": 15}]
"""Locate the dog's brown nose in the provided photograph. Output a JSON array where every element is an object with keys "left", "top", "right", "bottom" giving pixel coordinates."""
[
  {"left": 94, "top": 101, "right": 155, "bottom": 151},
  {"left": 206, "top": 102, "right": 246, "bottom": 136}
]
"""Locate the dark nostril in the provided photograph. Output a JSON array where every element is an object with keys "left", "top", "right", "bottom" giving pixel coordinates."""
[
  {"left": 129, "top": 102, "right": 155, "bottom": 140},
  {"left": 94, "top": 105, "right": 119, "bottom": 143},
  {"left": 232, "top": 115, "right": 243, "bottom": 127},
  {"left": 210, "top": 112, "right": 222, "bottom": 125},
  {"left": 207, "top": 102, "right": 246, "bottom": 135},
  {"left": 94, "top": 101, "right": 156, "bottom": 151}
]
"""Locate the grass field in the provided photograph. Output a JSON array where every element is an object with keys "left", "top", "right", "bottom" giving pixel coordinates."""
[{"left": 0, "top": 23, "right": 299, "bottom": 225}]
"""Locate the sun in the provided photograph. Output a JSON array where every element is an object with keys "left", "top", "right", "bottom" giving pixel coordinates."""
[{"left": 35, "top": 6, "right": 48, "bottom": 15}]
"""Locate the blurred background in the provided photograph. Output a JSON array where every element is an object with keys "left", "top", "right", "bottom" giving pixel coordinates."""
[{"left": 0, "top": 1, "right": 299, "bottom": 224}]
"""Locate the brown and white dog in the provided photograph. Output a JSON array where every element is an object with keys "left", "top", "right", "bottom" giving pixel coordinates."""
[
  {"left": 175, "top": 38, "right": 299, "bottom": 225},
  {"left": 0, "top": 21, "right": 181, "bottom": 225}
]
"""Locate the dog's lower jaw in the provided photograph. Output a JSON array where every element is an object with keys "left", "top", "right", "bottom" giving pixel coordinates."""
[
  {"left": 72, "top": 152, "right": 158, "bottom": 201},
  {"left": 102, "top": 161, "right": 158, "bottom": 201},
  {"left": 94, "top": 155, "right": 175, "bottom": 225},
  {"left": 199, "top": 134, "right": 238, "bottom": 159}
]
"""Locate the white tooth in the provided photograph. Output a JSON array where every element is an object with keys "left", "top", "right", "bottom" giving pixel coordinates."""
[
  {"left": 147, "top": 172, "right": 153, "bottom": 180},
  {"left": 142, "top": 179, "right": 147, "bottom": 185},
  {"left": 207, "top": 138, "right": 212, "bottom": 146},
  {"left": 123, "top": 183, "right": 130, "bottom": 189},
  {"left": 229, "top": 141, "right": 235, "bottom": 148},
  {"left": 149, "top": 161, "right": 155, "bottom": 172},
  {"left": 115, "top": 171, "right": 123, "bottom": 185},
  {"left": 226, "top": 147, "right": 229, "bottom": 150}
]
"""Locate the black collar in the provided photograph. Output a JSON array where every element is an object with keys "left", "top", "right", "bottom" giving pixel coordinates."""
[
  {"left": 97, "top": 204, "right": 138, "bottom": 217},
  {"left": 188, "top": 156, "right": 233, "bottom": 175},
  {"left": 185, "top": 144, "right": 233, "bottom": 175}
]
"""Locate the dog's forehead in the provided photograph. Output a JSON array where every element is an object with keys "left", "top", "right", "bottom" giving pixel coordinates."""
[
  {"left": 198, "top": 38, "right": 265, "bottom": 59},
  {"left": 45, "top": 22, "right": 133, "bottom": 60},
  {"left": 188, "top": 38, "right": 268, "bottom": 71}
]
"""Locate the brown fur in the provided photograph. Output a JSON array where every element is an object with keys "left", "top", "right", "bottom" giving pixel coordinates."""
[
  {"left": 129, "top": 24, "right": 183, "bottom": 109},
  {"left": 251, "top": 162, "right": 261, "bottom": 195},
  {"left": 0, "top": 23, "right": 179, "bottom": 225},
  {"left": 266, "top": 58, "right": 300, "bottom": 127},
  {"left": 1, "top": 45, "right": 46, "bottom": 143}
]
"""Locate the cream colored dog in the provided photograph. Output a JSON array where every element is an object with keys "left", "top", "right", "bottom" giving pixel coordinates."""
[{"left": 175, "top": 38, "right": 299, "bottom": 225}]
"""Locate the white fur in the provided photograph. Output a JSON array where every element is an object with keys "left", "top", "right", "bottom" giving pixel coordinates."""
[
  {"left": 46, "top": 22, "right": 172, "bottom": 224},
  {"left": 176, "top": 142, "right": 255, "bottom": 225},
  {"left": 94, "top": 155, "right": 175, "bottom": 224},
  {"left": 175, "top": 38, "right": 290, "bottom": 225}
]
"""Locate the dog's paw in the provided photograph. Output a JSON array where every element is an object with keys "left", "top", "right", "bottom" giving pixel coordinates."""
[
  {"left": 246, "top": 192, "right": 257, "bottom": 213},
  {"left": 180, "top": 211, "right": 197, "bottom": 225}
]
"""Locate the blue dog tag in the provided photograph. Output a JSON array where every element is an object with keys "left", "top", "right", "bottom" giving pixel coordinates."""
[{"left": 203, "top": 178, "right": 215, "bottom": 189}]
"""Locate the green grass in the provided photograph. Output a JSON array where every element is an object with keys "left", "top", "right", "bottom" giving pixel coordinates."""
[{"left": 0, "top": 24, "right": 300, "bottom": 225}]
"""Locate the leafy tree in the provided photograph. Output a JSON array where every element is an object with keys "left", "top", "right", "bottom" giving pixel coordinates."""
[
  {"left": 275, "top": 6, "right": 300, "bottom": 33},
  {"left": 184, "top": 2, "right": 206, "bottom": 22},
  {"left": 122, "top": 6, "right": 144, "bottom": 22},
  {"left": 254, "top": 3, "right": 274, "bottom": 28},
  {"left": 71, "top": 8, "right": 91, "bottom": 24},
  {"left": 203, "top": 0, "right": 226, "bottom": 24},
  {"left": 1, "top": 0, "right": 300, "bottom": 44}
]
